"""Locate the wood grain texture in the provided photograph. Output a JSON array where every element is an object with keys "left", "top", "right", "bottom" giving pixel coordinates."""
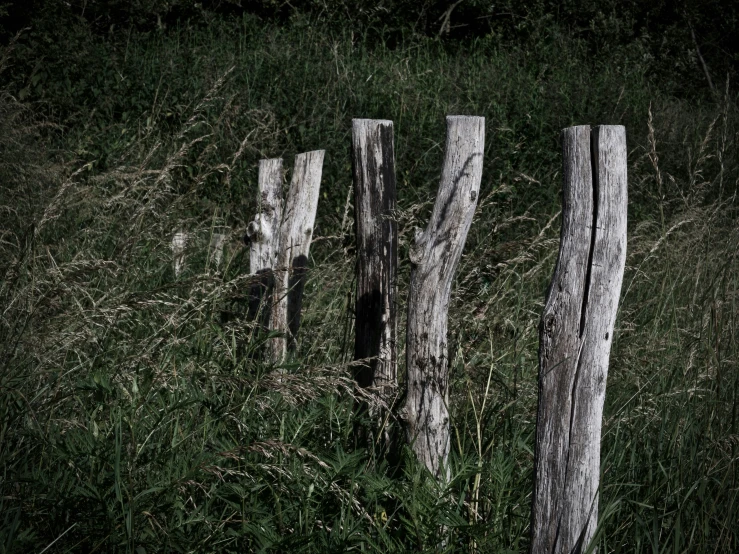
[
  {"left": 352, "top": 119, "right": 398, "bottom": 451},
  {"left": 403, "top": 115, "right": 484, "bottom": 480},
  {"left": 248, "top": 159, "right": 284, "bottom": 273},
  {"left": 246, "top": 158, "right": 283, "bottom": 325},
  {"left": 531, "top": 125, "right": 627, "bottom": 554},
  {"left": 269, "top": 150, "right": 324, "bottom": 362}
]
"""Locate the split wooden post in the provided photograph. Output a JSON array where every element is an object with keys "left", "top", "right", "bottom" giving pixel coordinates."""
[
  {"left": 246, "top": 158, "right": 283, "bottom": 323},
  {"left": 530, "top": 125, "right": 627, "bottom": 554},
  {"left": 351, "top": 119, "right": 398, "bottom": 448},
  {"left": 403, "top": 116, "right": 485, "bottom": 480},
  {"left": 269, "top": 150, "right": 325, "bottom": 362}
]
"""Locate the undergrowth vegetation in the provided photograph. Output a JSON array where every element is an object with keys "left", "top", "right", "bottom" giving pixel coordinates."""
[{"left": 0, "top": 13, "right": 737, "bottom": 553}]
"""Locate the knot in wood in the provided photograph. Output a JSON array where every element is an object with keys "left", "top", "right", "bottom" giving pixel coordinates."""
[
  {"left": 543, "top": 314, "right": 556, "bottom": 335},
  {"left": 409, "top": 227, "right": 425, "bottom": 265},
  {"left": 246, "top": 218, "right": 261, "bottom": 240},
  {"left": 409, "top": 245, "right": 424, "bottom": 265}
]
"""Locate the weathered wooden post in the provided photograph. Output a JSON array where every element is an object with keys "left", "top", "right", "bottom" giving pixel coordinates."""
[
  {"left": 171, "top": 230, "right": 188, "bottom": 277},
  {"left": 351, "top": 119, "right": 398, "bottom": 449},
  {"left": 269, "top": 150, "right": 325, "bottom": 361},
  {"left": 403, "top": 116, "right": 485, "bottom": 480},
  {"left": 246, "top": 158, "right": 283, "bottom": 323},
  {"left": 209, "top": 231, "right": 226, "bottom": 269},
  {"left": 530, "top": 125, "right": 627, "bottom": 554}
]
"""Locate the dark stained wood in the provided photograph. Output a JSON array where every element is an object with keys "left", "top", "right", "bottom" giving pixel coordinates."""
[{"left": 352, "top": 118, "right": 398, "bottom": 451}]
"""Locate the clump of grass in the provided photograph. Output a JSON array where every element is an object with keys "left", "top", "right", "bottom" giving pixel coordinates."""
[
  {"left": 0, "top": 58, "right": 475, "bottom": 553},
  {"left": 593, "top": 93, "right": 738, "bottom": 552},
  {"left": 1, "top": 18, "right": 737, "bottom": 553}
]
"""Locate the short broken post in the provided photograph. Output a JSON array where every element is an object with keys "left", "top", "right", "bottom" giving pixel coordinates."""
[
  {"left": 530, "top": 125, "right": 627, "bottom": 554},
  {"left": 209, "top": 231, "right": 226, "bottom": 270},
  {"left": 171, "top": 230, "right": 188, "bottom": 277},
  {"left": 403, "top": 116, "right": 485, "bottom": 481},
  {"left": 246, "top": 158, "right": 283, "bottom": 325},
  {"left": 352, "top": 119, "right": 398, "bottom": 452},
  {"left": 269, "top": 150, "right": 324, "bottom": 362}
]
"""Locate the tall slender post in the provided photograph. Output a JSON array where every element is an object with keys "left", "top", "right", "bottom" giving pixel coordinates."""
[
  {"left": 269, "top": 150, "right": 324, "bottom": 362},
  {"left": 246, "top": 158, "right": 283, "bottom": 324},
  {"left": 352, "top": 119, "right": 398, "bottom": 450},
  {"left": 531, "top": 125, "right": 627, "bottom": 554},
  {"left": 403, "top": 116, "right": 485, "bottom": 481}
]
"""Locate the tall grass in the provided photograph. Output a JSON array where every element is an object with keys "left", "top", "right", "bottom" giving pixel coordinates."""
[{"left": 1, "top": 16, "right": 737, "bottom": 553}]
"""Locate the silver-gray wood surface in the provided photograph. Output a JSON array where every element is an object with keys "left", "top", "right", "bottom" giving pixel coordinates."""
[
  {"left": 248, "top": 158, "right": 284, "bottom": 274},
  {"left": 269, "top": 150, "right": 324, "bottom": 362},
  {"left": 531, "top": 125, "right": 627, "bottom": 554},
  {"left": 246, "top": 158, "right": 283, "bottom": 329},
  {"left": 403, "top": 115, "right": 485, "bottom": 480}
]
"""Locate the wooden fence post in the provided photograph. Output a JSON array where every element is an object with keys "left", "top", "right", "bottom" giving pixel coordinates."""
[
  {"left": 269, "top": 150, "right": 325, "bottom": 362},
  {"left": 530, "top": 125, "right": 627, "bottom": 553},
  {"left": 171, "top": 230, "right": 188, "bottom": 277},
  {"left": 351, "top": 119, "right": 398, "bottom": 449},
  {"left": 209, "top": 231, "right": 226, "bottom": 269},
  {"left": 246, "top": 158, "right": 283, "bottom": 323},
  {"left": 403, "top": 115, "right": 485, "bottom": 480}
]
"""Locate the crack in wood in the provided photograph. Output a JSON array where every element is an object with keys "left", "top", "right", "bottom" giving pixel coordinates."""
[{"left": 531, "top": 125, "right": 627, "bottom": 554}]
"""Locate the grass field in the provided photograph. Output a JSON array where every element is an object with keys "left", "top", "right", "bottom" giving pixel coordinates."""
[{"left": 1, "top": 14, "right": 737, "bottom": 552}]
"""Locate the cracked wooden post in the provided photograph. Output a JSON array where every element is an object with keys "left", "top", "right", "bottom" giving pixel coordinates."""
[
  {"left": 269, "top": 150, "right": 324, "bottom": 362},
  {"left": 530, "top": 125, "right": 627, "bottom": 554},
  {"left": 246, "top": 158, "right": 283, "bottom": 326},
  {"left": 352, "top": 119, "right": 398, "bottom": 451},
  {"left": 403, "top": 115, "right": 484, "bottom": 481}
]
